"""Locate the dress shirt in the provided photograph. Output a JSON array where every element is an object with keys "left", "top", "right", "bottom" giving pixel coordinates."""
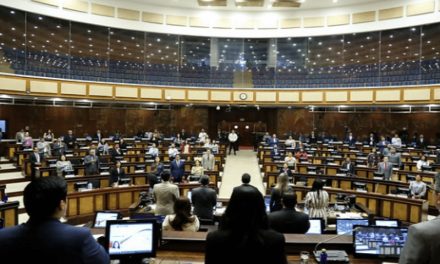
[{"left": 409, "top": 181, "right": 427, "bottom": 197}]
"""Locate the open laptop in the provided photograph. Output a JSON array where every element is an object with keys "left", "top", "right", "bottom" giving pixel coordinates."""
[
  {"left": 306, "top": 218, "right": 324, "bottom": 234},
  {"left": 91, "top": 211, "right": 122, "bottom": 228}
]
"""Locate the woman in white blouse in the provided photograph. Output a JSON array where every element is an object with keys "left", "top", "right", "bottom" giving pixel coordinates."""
[
  {"left": 191, "top": 159, "right": 205, "bottom": 177},
  {"left": 163, "top": 197, "right": 200, "bottom": 232},
  {"left": 284, "top": 152, "right": 297, "bottom": 171},
  {"left": 284, "top": 136, "right": 296, "bottom": 149},
  {"left": 305, "top": 179, "right": 329, "bottom": 223},
  {"left": 56, "top": 154, "right": 73, "bottom": 177}
]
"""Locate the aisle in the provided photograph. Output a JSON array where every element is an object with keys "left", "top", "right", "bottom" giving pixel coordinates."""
[{"left": 218, "top": 150, "right": 265, "bottom": 199}]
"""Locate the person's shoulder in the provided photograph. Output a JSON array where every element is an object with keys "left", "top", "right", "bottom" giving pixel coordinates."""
[
  {"left": 411, "top": 217, "right": 440, "bottom": 234},
  {"left": 0, "top": 225, "right": 24, "bottom": 241},
  {"left": 259, "top": 229, "right": 285, "bottom": 242}
]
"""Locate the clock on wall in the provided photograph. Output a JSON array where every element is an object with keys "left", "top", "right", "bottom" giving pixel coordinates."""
[{"left": 239, "top": 93, "right": 248, "bottom": 100}]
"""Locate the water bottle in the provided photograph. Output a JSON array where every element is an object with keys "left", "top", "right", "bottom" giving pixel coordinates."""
[{"left": 320, "top": 248, "right": 328, "bottom": 264}]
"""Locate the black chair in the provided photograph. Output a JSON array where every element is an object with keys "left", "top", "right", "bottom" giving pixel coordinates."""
[{"left": 373, "top": 172, "right": 384, "bottom": 180}]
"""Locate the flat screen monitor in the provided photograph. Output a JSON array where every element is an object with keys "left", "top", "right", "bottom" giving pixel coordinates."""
[
  {"left": 93, "top": 211, "right": 122, "bottom": 228},
  {"left": 264, "top": 195, "right": 271, "bottom": 212},
  {"left": 353, "top": 226, "right": 408, "bottom": 259},
  {"left": 336, "top": 218, "right": 369, "bottom": 235},
  {"left": 188, "top": 175, "right": 201, "bottom": 182},
  {"left": 374, "top": 219, "right": 399, "bottom": 227},
  {"left": 119, "top": 178, "right": 131, "bottom": 186},
  {"left": 187, "top": 191, "right": 192, "bottom": 202},
  {"left": 0, "top": 120, "right": 6, "bottom": 133},
  {"left": 306, "top": 218, "right": 324, "bottom": 234},
  {"left": 105, "top": 219, "right": 158, "bottom": 261}
]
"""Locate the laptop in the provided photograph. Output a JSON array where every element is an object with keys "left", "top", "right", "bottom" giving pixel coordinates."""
[
  {"left": 336, "top": 218, "right": 369, "bottom": 235},
  {"left": 92, "top": 211, "right": 122, "bottom": 228},
  {"left": 353, "top": 225, "right": 408, "bottom": 259},
  {"left": 306, "top": 218, "right": 324, "bottom": 234},
  {"left": 374, "top": 219, "right": 399, "bottom": 227}
]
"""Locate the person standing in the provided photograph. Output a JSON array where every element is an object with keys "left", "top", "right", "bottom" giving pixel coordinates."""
[
  {"left": 269, "top": 173, "right": 293, "bottom": 212},
  {"left": 228, "top": 129, "right": 238, "bottom": 155},
  {"left": 191, "top": 176, "right": 217, "bottom": 221},
  {"left": 304, "top": 179, "right": 329, "bottom": 223},
  {"left": 409, "top": 175, "right": 427, "bottom": 199},
  {"left": 29, "top": 147, "right": 42, "bottom": 180},
  {"left": 84, "top": 149, "right": 100, "bottom": 176},
  {"left": 0, "top": 176, "right": 109, "bottom": 263},
  {"left": 153, "top": 171, "right": 180, "bottom": 216},
  {"left": 377, "top": 156, "right": 393, "bottom": 180},
  {"left": 109, "top": 161, "right": 128, "bottom": 187},
  {"left": 170, "top": 154, "right": 185, "bottom": 183},
  {"left": 202, "top": 149, "right": 215, "bottom": 171},
  {"left": 268, "top": 193, "right": 310, "bottom": 234},
  {"left": 205, "top": 183, "right": 287, "bottom": 264},
  {"left": 399, "top": 187, "right": 440, "bottom": 264}
]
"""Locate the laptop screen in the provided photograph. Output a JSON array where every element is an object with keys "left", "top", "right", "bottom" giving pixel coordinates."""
[
  {"left": 374, "top": 220, "right": 399, "bottom": 227},
  {"left": 336, "top": 218, "right": 369, "bottom": 235},
  {"left": 306, "top": 219, "right": 323, "bottom": 234},
  {"left": 106, "top": 219, "right": 157, "bottom": 258},
  {"left": 93, "top": 211, "right": 120, "bottom": 228},
  {"left": 353, "top": 226, "right": 408, "bottom": 258}
]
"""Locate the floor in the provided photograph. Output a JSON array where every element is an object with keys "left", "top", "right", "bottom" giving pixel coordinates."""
[{"left": 218, "top": 149, "right": 265, "bottom": 199}]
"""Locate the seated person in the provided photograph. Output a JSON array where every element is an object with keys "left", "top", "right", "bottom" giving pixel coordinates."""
[
  {"left": 168, "top": 143, "right": 179, "bottom": 159},
  {"left": 268, "top": 193, "right": 310, "bottom": 234},
  {"left": 279, "top": 163, "right": 293, "bottom": 180},
  {"left": 409, "top": 174, "right": 427, "bottom": 199},
  {"left": 163, "top": 197, "right": 200, "bottom": 232},
  {"left": 0, "top": 176, "right": 109, "bottom": 263},
  {"left": 110, "top": 143, "right": 124, "bottom": 162},
  {"left": 284, "top": 136, "right": 296, "bottom": 148},
  {"left": 284, "top": 152, "right": 297, "bottom": 170},
  {"left": 190, "top": 159, "right": 205, "bottom": 178},
  {"left": 340, "top": 157, "right": 355, "bottom": 176},
  {"left": 56, "top": 155, "right": 73, "bottom": 177},
  {"left": 147, "top": 143, "right": 159, "bottom": 158}
]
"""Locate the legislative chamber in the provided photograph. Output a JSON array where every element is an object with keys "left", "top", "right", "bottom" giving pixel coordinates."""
[{"left": 0, "top": 0, "right": 440, "bottom": 263}]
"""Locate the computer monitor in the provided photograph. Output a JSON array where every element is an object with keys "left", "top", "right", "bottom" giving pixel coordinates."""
[
  {"left": 119, "top": 178, "right": 131, "bottom": 186},
  {"left": 336, "top": 218, "right": 369, "bottom": 235},
  {"left": 187, "top": 191, "right": 192, "bottom": 202},
  {"left": 353, "top": 182, "right": 367, "bottom": 192},
  {"left": 93, "top": 211, "right": 122, "bottom": 228},
  {"left": 353, "top": 226, "right": 408, "bottom": 259},
  {"left": 421, "top": 165, "right": 433, "bottom": 172},
  {"left": 373, "top": 172, "right": 384, "bottom": 179},
  {"left": 105, "top": 219, "right": 158, "bottom": 262},
  {"left": 396, "top": 187, "right": 410, "bottom": 197},
  {"left": 264, "top": 195, "right": 271, "bottom": 212},
  {"left": 188, "top": 175, "right": 201, "bottom": 183},
  {"left": 74, "top": 181, "right": 89, "bottom": 191},
  {"left": 134, "top": 164, "right": 146, "bottom": 171},
  {"left": 374, "top": 219, "right": 399, "bottom": 227},
  {"left": 306, "top": 218, "right": 324, "bottom": 234}
]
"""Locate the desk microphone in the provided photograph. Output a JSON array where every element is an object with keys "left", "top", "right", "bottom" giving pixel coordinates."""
[{"left": 312, "top": 227, "right": 359, "bottom": 262}]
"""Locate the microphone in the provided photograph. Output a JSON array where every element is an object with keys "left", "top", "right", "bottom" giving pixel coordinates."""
[{"left": 313, "top": 227, "right": 360, "bottom": 261}]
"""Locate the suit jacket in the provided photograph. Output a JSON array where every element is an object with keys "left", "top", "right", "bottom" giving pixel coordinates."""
[
  {"left": 109, "top": 167, "right": 127, "bottom": 186},
  {"left": 0, "top": 218, "right": 108, "bottom": 264},
  {"left": 399, "top": 217, "right": 440, "bottom": 264},
  {"left": 205, "top": 229, "right": 287, "bottom": 264},
  {"left": 63, "top": 135, "right": 76, "bottom": 149},
  {"left": 268, "top": 208, "right": 310, "bottom": 234},
  {"left": 152, "top": 181, "right": 180, "bottom": 216},
  {"left": 191, "top": 186, "right": 217, "bottom": 220},
  {"left": 170, "top": 159, "right": 185, "bottom": 182},
  {"left": 29, "top": 152, "right": 42, "bottom": 166},
  {"left": 111, "top": 148, "right": 124, "bottom": 161},
  {"left": 268, "top": 138, "right": 279, "bottom": 147},
  {"left": 377, "top": 161, "right": 393, "bottom": 180},
  {"left": 340, "top": 161, "right": 355, "bottom": 175},
  {"left": 279, "top": 168, "right": 293, "bottom": 178},
  {"left": 84, "top": 154, "right": 100, "bottom": 176},
  {"left": 202, "top": 153, "right": 215, "bottom": 171}
]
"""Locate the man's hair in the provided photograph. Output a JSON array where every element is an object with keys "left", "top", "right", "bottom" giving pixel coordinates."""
[
  {"left": 241, "top": 173, "right": 251, "bottom": 184},
  {"left": 200, "top": 175, "right": 209, "bottom": 186},
  {"left": 23, "top": 176, "right": 67, "bottom": 220},
  {"left": 282, "top": 193, "right": 297, "bottom": 209},
  {"left": 161, "top": 170, "right": 171, "bottom": 181}
]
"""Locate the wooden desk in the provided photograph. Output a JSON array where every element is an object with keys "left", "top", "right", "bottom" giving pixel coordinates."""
[
  {"left": 0, "top": 201, "right": 19, "bottom": 227},
  {"left": 290, "top": 186, "right": 427, "bottom": 224}
]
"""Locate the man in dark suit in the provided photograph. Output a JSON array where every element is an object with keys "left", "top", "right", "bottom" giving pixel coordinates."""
[
  {"left": 63, "top": 130, "right": 76, "bottom": 150},
  {"left": 170, "top": 154, "right": 185, "bottom": 183},
  {"left": 268, "top": 193, "right": 310, "bottom": 234},
  {"left": 29, "top": 147, "right": 42, "bottom": 180},
  {"left": 0, "top": 176, "right": 108, "bottom": 263},
  {"left": 109, "top": 161, "right": 128, "bottom": 187},
  {"left": 344, "top": 132, "right": 356, "bottom": 146},
  {"left": 93, "top": 129, "right": 103, "bottom": 142},
  {"left": 191, "top": 176, "right": 217, "bottom": 221},
  {"left": 111, "top": 143, "right": 124, "bottom": 162},
  {"left": 340, "top": 157, "right": 355, "bottom": 176}
]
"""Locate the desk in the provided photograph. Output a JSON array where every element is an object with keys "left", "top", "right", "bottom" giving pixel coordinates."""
[{"left": 0, "top": 201, "right": 19, "bottom": 227}]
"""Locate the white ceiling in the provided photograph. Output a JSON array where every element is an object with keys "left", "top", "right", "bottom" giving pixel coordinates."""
[{"left": 128, "top": 0, "right": 384, "bottom": 11}]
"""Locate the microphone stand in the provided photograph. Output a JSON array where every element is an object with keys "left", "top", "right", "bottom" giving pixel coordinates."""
[{"left": 313, "top": 227, "right": 359, "bottom": 260}]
